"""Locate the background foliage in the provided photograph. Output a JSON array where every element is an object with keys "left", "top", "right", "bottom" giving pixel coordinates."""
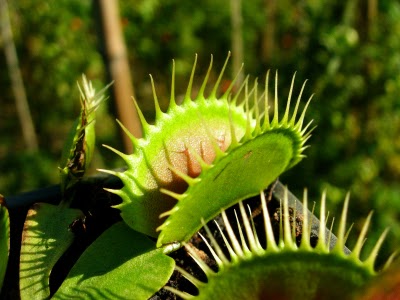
[{"left": 1, "top": 0, "right": 400, "bottom": 260}]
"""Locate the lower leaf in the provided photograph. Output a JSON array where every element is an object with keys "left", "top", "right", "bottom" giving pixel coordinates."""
[
  {"left": 19, "top": 203, "right": 83, "bottom": 300},
  {"left": 53, "top": 222, "right": 175, "bottom": 300}
]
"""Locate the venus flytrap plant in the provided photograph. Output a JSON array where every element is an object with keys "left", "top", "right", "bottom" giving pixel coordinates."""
[
  {"left": 98, "top": 55, "right": 395, "bottom": 299},
  {"left": 90, "top": 54, "right": 397, "bottom": 299},
  {"left": 1, "top": 55, "right": 396, "bottom": 300}
]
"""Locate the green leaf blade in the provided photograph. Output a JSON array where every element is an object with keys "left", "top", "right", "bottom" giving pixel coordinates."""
[
  {"left": 54, "top": 222, "right": 175, "bottom": 300},
  {"left": 19, "top": 203, "right": 83, "bottom": 300},
  {"left": 0, "top": 201, "right": 9, "bottom": 292}
]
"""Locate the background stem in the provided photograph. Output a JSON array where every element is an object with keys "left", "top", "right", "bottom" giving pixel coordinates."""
[
  {"left": 96, "top": 0, "right": 142, "bottom": 153},
  {"left": 0, "top": 0, "right": 38, "bottom": 152}
]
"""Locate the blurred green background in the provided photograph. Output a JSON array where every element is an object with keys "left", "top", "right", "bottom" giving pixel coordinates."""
[{"left": 1, "top": 0, "right": 400, "bottom": 261}]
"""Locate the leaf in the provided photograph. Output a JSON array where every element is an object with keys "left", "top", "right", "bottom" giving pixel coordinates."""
[
  {"left": 0, "top": 198, "right": 9, "bottom": 292},
  {"left": 53, "top": 222, "right": 175, "bottom": 300},
  {"left": 19, "top": 203, "right": 83, "bottom": 300}
]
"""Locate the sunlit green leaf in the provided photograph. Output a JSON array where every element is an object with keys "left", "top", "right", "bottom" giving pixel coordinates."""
[{"left": 19, "top": 203, "right": 83, "bottom": 300}]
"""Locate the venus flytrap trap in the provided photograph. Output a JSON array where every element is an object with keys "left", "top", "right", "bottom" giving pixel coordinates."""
[
  {"left": 101, "top": 53, "right": 314, "bottom": 248},
  {"left": 59, "top": 75, "right": 111, "bottom": 200},
  {"left": 164, "top": 190, "right": 392, "bottom": 300}
]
